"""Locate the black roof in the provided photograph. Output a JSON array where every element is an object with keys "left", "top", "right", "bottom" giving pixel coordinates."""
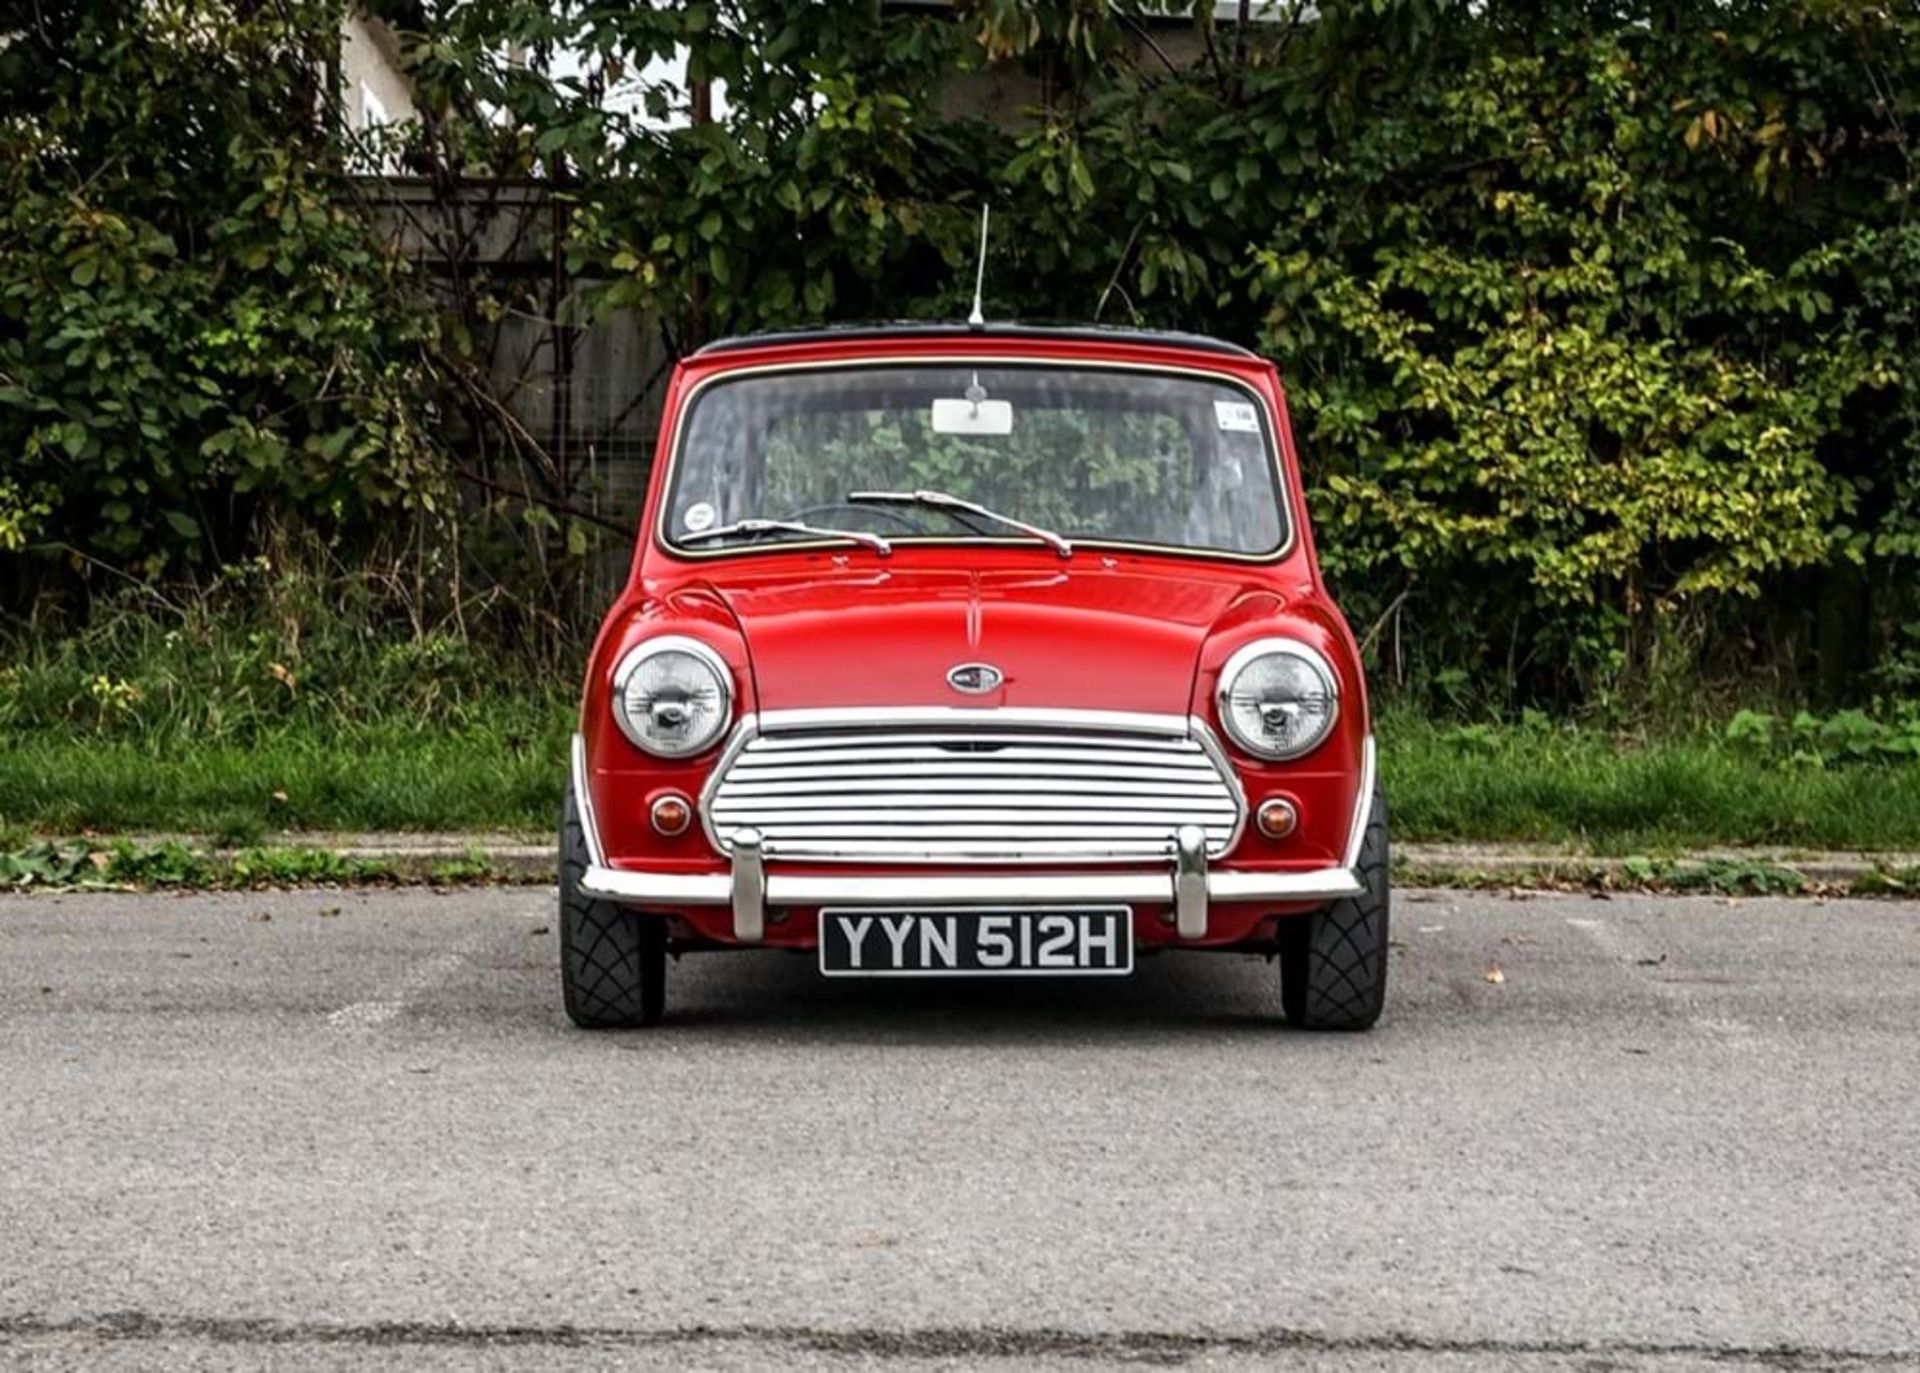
[{"left": 692, "top": 321, "right": 1259, "bottom": 360}]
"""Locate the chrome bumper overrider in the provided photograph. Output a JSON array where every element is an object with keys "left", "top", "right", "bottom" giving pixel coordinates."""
[{"left": 572, "top": 734, "right": 1376, "bottom": 944}]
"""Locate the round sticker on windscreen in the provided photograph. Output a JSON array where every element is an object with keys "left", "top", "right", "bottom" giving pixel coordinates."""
[{"left": 683, "top": 502, "right": 716, "bottom": 533}]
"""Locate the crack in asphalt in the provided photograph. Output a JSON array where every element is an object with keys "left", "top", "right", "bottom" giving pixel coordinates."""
[{"left": 0, "top": 1313, "right": 1909, "bottom": 1368}]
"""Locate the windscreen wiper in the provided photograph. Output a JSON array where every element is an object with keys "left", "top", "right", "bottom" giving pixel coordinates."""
[
  {"left": 680, "top": 518, "right": 892, "bottom": 556},
  {"left": 846, "top": 489, "right": 1072, "bottom": 558}
]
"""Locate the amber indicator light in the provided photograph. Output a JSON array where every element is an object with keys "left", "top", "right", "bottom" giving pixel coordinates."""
[
  {"left": 650, "top": 794, "right": 693, "bottom": 836},
  {"left": 1256, "top": 798, "right": 1298, "bottom": 840}
]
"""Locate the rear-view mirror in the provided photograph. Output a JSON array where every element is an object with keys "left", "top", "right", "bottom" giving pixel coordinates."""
[{"left": 930, "top": 397, "right": 1014, "bottom": 436}]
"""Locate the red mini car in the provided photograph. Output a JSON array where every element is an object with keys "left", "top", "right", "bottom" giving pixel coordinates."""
[{"left": 561, "top": 323, "right": 1387, "bottom": 1029}]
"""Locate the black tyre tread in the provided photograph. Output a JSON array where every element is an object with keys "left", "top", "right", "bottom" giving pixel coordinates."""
[
  {"left": 1282, "top": 788, "right": 1389, "bottom": 1031},
  {"left": 558, "top": 793, "right": 664, "bottom": 1029}
]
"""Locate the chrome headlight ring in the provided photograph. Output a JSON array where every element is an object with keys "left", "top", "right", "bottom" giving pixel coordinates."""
[
  {"left": 610, "top": 635, "right": 734, "bottom": 759},
  {"left": 1215, "top": 638, "right": 1341, "bottom": 761}
]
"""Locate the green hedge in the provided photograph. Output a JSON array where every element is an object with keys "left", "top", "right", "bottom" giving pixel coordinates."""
[
  {"left": 6, "top": 0, "right": 1920, "bottom": 706},
  {"left": 0, "top": 1, "right": 439, "bottom": 575}
]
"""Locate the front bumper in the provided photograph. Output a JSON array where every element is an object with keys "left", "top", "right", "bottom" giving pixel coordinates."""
[{"left": 573, "top": 735, "right": 1375, "bottom": 944}]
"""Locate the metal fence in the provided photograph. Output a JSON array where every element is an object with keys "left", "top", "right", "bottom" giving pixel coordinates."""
[{"left": 364, "top": 175, "right": 671, "bottom": 598}]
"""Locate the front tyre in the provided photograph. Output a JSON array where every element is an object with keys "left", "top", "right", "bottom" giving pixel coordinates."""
[
  {"left": 1280, "top": 787, "right": 1389, "bottom": 1031},
  {"left": 558, "top": 791, "right": 665, "bottom": 1028}
]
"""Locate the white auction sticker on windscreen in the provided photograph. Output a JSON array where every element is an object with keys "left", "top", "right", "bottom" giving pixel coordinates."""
[{"left": 1214, "top": 400, "right": 1260, "bottom": 433}]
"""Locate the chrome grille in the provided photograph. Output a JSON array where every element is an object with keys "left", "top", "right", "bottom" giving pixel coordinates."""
[{"left": 703, "top": 714, "right": 1243, "bottom": 863}]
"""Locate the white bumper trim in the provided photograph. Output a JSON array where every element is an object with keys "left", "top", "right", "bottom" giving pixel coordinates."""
[{"left": 578, "top": 863, "right": 1362, "bottom": 910}]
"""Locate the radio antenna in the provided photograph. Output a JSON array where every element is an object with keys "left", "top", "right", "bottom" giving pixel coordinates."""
[{"left": 967, "top": 203, "right": 990, "bottom": 329}]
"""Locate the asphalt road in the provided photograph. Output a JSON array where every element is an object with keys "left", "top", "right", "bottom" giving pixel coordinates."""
[{"left": 1, "top": 886, "right": 1917, "bottom": 1371}]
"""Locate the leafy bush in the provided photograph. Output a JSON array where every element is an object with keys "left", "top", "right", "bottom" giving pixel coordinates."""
[
  {"left": 395, "top": 0, "right": 1920, "bottom": 701},
  {"left": 8, "top": 0, "right": 1920, "bottom": 708},
  {"left": 0, "top": 0, "right": 443, "bottom": 575}
]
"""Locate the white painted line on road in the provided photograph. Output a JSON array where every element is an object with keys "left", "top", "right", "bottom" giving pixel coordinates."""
[{"left": 327, "top": 951, "right": 470, "bottom": 1030}]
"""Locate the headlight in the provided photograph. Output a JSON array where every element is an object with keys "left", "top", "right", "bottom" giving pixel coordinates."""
[
  {"left": 610, "top": 636, "right": 733, "bottom": 758},
  {"left": 1216, "top": 639, "right": 1340, "bottom": 760}
]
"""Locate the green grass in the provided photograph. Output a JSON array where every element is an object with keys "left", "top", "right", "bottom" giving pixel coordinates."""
[
  {"left": 0, "top": 567, "right": 575, "bottom": 841},
  {"left": 0, "top": 718, "right": 568, "bottom": 840},
  {"left": 5, "top": 704, "right": 1920, "bottom": 853},
  {"left": 1381, "top": 709, "right": 1920, "bottom": 853}
]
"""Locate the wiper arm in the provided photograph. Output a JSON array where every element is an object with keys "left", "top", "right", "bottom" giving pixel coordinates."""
[
  {"left": 846, "top": 489, "right": 1072, "bottom": 559},
  {"left": 680, "top": 518, "right": 891, "bottom": 556}
]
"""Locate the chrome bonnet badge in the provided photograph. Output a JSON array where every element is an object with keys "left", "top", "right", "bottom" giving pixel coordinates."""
[{"left": 946, "top": 662, "right": 1004, "bottom": 694}]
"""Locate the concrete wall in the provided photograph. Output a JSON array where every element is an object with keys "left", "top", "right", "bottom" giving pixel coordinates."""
[{"left": 340, "top": 10, "right": 415, "bottom": 132}]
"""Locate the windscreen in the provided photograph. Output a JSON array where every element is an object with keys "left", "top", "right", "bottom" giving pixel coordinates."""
[{"left": 663, "top": 365, "right": 1286, "bottom": 556}]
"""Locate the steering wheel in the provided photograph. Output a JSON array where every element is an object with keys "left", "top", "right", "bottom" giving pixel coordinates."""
[{"left": 783, "top": 502, "right": 932, "bottom": 534}]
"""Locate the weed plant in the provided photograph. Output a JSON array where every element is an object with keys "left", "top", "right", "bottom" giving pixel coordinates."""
[{"left": 1, "top": 561, "right": 575, "bottom": 835}]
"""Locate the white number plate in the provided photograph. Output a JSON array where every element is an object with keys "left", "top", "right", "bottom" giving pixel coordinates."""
[{"left": 817, "top": 907, "right": 1134, "bottom": 978}]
